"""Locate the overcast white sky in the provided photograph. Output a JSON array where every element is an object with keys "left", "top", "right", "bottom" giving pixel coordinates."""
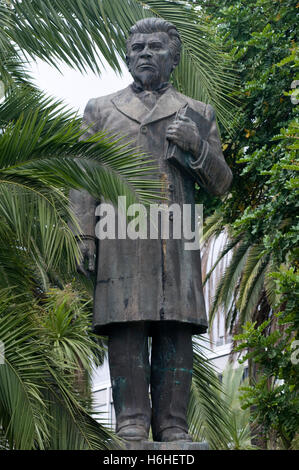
[{"left": 30, "top": 58, "right": 132, "bottom": 115}]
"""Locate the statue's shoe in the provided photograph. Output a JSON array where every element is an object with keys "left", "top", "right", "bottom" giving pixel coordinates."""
[
  {"left": 157, "top": 428, "right": 193, "bottom": 442},
  {"left": 117, "top": 425, "right": 148, "bottom": 441}
]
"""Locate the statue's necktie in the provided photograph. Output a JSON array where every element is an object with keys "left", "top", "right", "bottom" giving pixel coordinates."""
[
  {"left": 132, "top": 82, "right": 171, "bottom": 110},
  {"left": 138, "top": 90, "right": 158, "bottom": 110}
]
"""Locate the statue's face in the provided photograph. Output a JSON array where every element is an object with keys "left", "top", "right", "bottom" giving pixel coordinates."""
[{"left": 127, "top": 32, "right": 177, "bottom": 89}]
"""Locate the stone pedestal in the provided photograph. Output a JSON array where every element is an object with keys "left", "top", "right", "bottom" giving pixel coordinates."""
[{"left": 122, "top": 441, "right": 209, "bottom": 451}]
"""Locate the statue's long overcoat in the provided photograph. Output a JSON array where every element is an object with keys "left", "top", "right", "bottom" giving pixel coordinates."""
[{"left": 70, "top": 85, "right": 232, "bottom": 335}]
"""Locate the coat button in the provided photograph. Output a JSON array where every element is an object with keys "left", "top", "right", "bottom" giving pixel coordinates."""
[
  {"left": 140, "top": 125, "right": 147, "bottom": 134},
  {"left": 168, "top": 183, "right": 174, "bottom": 192}
]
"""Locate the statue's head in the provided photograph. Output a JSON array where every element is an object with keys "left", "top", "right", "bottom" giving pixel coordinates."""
[{"left": 126, "top": 18, "right": 182, "bottom": 90}]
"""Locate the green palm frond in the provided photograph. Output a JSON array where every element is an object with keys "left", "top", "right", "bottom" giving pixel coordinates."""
[
  {"left": 0, "top": 251, "right": 32, "bottom": 293},
  {"left": 237, "top": 253, "right": 270, "bottom": 325},
  {"left": 0, "top": 86, "right": 76, "bottom": 128},
  {"left": 40, "top": 287, "right": 117, "bottom": 450},
  {"left": 0, "top": 3, "right": 31, "bottom": 89},
  {"left": 0, "top": 52, "right": 34, "bottom": 92},
  {"left": 218, "top": 363, "right": 255, "bottom": 449},
  {"left": 209, "top": 237, "right": 251, "bottom": 330},
  {"left": 2, "top": 0, "right": 238, "bottom": 130},
  {"left": 0, "top": 288, "right": 118, "bottom": 450},
  {"left": 0, "top": 291, "right": 50, "bottom": 449},
  {"left": 220, "top": 239, "right": 251, "bottom": 331},
  {"left": 202, "top": 210, "right": 226, "bottom": 243},
  {"left": 0, "top": 88, "right": 161, "bottom": 206},
  {"left": 45, "top": 387, "right": 119, "bottom": 450},
  {"left": 264, "top": 258, "right": 280, "bottom": 308},
  {"left": 203, "top": 233, "right": 244, "bottom": 286},
  {"left": 0, "top": 183, "right": 81, "bottom": 290},
  {"left": 41, "top": 287, "right": 103, "bottom": 374},
  {"left": 207, "top": 232, "right": 273, "bottom": 333},
  {"left": 237, "top": 245, "right": 266, "bottom": 305}
]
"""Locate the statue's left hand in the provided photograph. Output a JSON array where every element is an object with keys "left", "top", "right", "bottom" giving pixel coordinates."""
[{"left": 166, "top": 115, "right": 201, "bottom": 156}]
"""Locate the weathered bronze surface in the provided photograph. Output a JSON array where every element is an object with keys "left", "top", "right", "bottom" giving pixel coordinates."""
[{"left": 69, "top": 18, "right": 232, "bottom": 442}]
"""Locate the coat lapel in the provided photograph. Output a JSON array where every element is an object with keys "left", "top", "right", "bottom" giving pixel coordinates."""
[
  {"left": 111, "top": 86, "right": 148, "bottom": 123},
  {"left": 111, "top": 85, "right": 188, "bottom": 125},
  {"left": 143, "top": 86, "right": 187, "bottom": 125}
]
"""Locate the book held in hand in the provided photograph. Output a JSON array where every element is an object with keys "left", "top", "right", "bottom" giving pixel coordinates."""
[{"left": 166, "top": 105, "right": 212, "bottom": 187}]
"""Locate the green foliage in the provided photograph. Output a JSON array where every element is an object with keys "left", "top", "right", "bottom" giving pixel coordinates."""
[
  {"left": 190, "top": 341, "right": 255, "bottom": 449},
  {"left": 0, "top": 287, "right": 119, "bottom": 449},
  {"left": 216, "top": 363, "right": 254, "bottom": 450},
  {"left": 202, "top": 0, "right": 298, "bottom": 325},
  {"left": 201, "top": 0, "right": 298, "bottom": 229},
  {"left": 188, "top": 339, "right": 232, "bottom": 449},
  {"left": 233, "top": 266, "right": 299, "bottom": 449},
  {"left": 200, "top": 0, "right": 299, "bottom": 447},
  {"left": 234, "top": 319, "right": 299, "bottom": 448}
]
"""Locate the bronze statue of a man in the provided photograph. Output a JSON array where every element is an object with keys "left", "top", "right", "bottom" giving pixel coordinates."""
[{"left": 70, "top": 18, "right": 232, "bottom": 442}]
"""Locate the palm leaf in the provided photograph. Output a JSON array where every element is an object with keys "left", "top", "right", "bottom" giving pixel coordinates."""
[
  {"left": 0, "top": 85, "right": 76, "bottom": 128},
  {"left": 45, "top": 387, "right": 119, "bottom": 450},
  {"left": 203, "top": 233, "right": 244, "bottom": 286},
  {"left": 237, "top": 254, "right": 270, "bottom": 325},
  {"left": 219, "top": 363, "right": 255, "bottom": 449},
  {"left": 264, "top": 257, "right": 280, "bottom": 308},
  {"left": 0, "top": 292, "right": 50, "bottom": 449},
  {"left": 0, "top": 89, "right": 162, "bottom": 206},
  {"left": 188, "top": 338, "right": 231, "bottom": 449},
  {"left": 0, "top": 183, "right": 81, "bottom": 288},
  {"left": 41, "top": 287, "right": 103, "bottom": 374},
  {"left": 202, "top": 210, "right": 226, "bottom": 243},
  {"left": 209, "top": 237, "right": 251, "bottom": 329},
  {"left": 0, "top": 288, "right": 118, "bottom": 449},
  {"left": 39, "top": 288, "right": 118, "bottom": 450}
]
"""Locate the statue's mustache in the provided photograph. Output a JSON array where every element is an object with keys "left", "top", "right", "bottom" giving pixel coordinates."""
[{"left": 136, "top": 62, "right": 157, "bottom": 70}]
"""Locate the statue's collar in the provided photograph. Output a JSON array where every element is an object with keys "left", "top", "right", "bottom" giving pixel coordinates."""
[
  {"left": 111, "top": 84, "right": 187, "bottom": 125},
  {"left": 131, "top": 81, "right": 171, "bottom": 95}
]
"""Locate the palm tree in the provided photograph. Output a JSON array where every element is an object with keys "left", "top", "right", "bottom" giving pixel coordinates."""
[
  {"left": 215, "top": 363, "right": 255, "bottom": 449},
  {"left": 1, "top": 0, "right": 237, "bottom": 131},
  {"left": 188, "top": 339, "right": 232, "bottom": 449},
  {"left": 202, "top": 215, "right": 276, "bottom": 334},
  {"left": 0, "top": 286, "right": 123, "bottom": 449},
  {"left": 201, "top": 119, "right": 299, "bottom": 448}
]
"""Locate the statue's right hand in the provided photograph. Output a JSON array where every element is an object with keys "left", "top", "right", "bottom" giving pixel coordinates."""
[{"left": 77, "top": 238, "right": 96, "bottom": 277}]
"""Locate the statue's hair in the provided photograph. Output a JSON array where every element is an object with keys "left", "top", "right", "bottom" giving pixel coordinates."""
[{"left": 126, "top": 17, "right": 182, "bottom": 59}]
